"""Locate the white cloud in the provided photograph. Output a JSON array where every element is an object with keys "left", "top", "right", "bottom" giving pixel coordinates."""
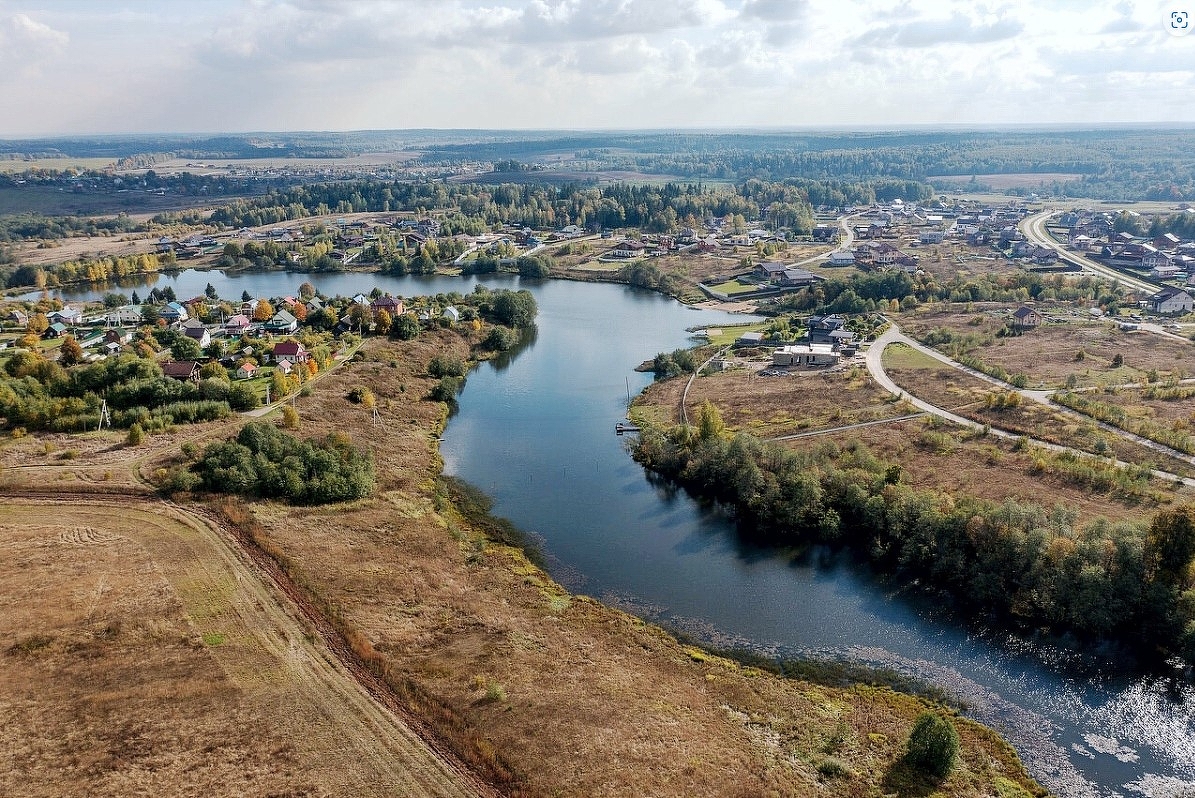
[
  {"left": 0, "top": 11, "right": 68, "bottom": 68},
  {"left": 856, "top": 12, "right": 1023, "bottom": 48},
  {"left": 0, "top": 0, "right": 1193, "bottom": 135}
]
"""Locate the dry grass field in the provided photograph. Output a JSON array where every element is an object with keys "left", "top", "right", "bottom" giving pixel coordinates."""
[
  {"left": 901, "top": 308, "right": 1194, "bottom": 389},
  {"left": 881, "top": 342, "right": 1195, "bottom": 482},
  {"left": 0, "top": 329, "right": 1048, "bottom": 798},
  {"left": 0, "top": 499, "right": 477, "bottom": 798},
  {"left": 639, "top": 353, "right": 1191, "bottom": 524},
  {"left": 648, "top": 364, "right": 914, "bottom": 438}
]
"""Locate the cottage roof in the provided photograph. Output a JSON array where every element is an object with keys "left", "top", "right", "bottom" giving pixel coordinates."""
[
  {"left": 273, "top": 340, "right": 306, "bottom": 356},
  {"left": 162, "top": 360, "right": 200, "bottom": 378}
]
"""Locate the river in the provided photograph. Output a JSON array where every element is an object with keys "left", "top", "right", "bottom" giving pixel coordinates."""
[{"left": 34, "top": 268, "right": 1195, "bottom": 798}]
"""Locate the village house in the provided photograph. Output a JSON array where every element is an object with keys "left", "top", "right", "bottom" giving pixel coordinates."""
[
  {"left": 1011, "top": 306, "right": 1043, "bottom": 329},
  {"left": 1147, "top": 287, "right": 1195, "bottom": 314},
  {"left": 807, "top": 314, "right": 849, "bottom": 344},
  {"left": 181, "top": 318, "right": 212, "bottom": 348},
  {"left": 772, "top": 343, "right": 841, "bottom": 367},
  {"left": 370, "top": 295, "right": 404, "bottom": 317},
  {"left": 264, "top": 310, "right": 298, "bottom": 335},
  {"left": 160, "top": 301, "right": 189, "bottom": 324},
  {"left": 271, "top": 340, "right": 308, "bottom": 365},
  {"left": 162, "top": 360, "right": 201, "bottom": 383},
  {"left": 827, "top": 249, "right": 857, "bottom": 266},
  {"left": 103, "top": 306, "right": 141, "bottom": 326},
  {"left": 609, "top": 240, "right": 648, "bottom": 258},
  {"left": 7, "top": 309, "right": 28, "bottom": 326},
  {"left": 236, "top": 362, "right": 259, "bottom": 380},
  {"left": 104, "top": 328, "right": 132, "bottom": 346},
  {"left": 755, "top": 261, "right": 788, "bottom": 281},
  {"left": 1151, "top": 262, "right": 1181, "bottom": 280},
  {"left": 49, "top": 305, "right": 83, "bottom": 325},
  {"left": 224, "top": 314, "right": 252, "bottom": 335},
  {"left": 43, "top": 322, "right": 68, "bottom": 339},
  {"left": 735, "top": 331, "right": 766, "bottom": 347},
  {"left": 779, "top": 268, "right": 822, "bottom": 288}
]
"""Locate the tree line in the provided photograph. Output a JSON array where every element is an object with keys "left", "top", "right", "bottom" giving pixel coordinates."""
[{"left": 633, "top": 404, "right": 1195, "bottom": 667}]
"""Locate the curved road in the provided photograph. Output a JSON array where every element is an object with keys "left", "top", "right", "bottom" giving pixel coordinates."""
[
  {"left": 1020, "top": 210, "right": 1158, "bottom": 295},
  {"left": 864, "top": 322, "right": 1195, "bottom": 487}
]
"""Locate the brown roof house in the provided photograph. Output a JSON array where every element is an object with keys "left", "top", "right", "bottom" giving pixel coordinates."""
[{"left": 162, "top": 360, "right": 201, "bottom": 383}]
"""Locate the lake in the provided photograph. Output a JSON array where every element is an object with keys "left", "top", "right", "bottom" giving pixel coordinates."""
[{"left": 37, "top": 268, "right": 1195, "bottom": 798}]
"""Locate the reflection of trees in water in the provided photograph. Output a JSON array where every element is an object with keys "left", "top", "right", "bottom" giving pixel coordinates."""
[{"left": 486, "top": 324, "right": 537, "bottom": 373}]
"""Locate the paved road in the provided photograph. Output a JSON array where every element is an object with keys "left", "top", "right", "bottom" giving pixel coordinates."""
[
  {"left": 1020, "top": 210, "right": 1158, "bottom": 294},
  {"left": 864, "top": 322, "right": 1195, "bottom": 487}
]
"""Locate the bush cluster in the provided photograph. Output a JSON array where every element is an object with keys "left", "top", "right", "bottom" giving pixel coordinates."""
[{"left": 192, "top": 421, "right": 375, "bottom": 504}]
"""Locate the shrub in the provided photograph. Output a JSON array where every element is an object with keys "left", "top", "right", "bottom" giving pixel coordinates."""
[
  {"left": 428, "top": 355, "right": 467, "bottom": 378},
  {"left": 228, "top": 383, "right": 260, "bottom": 411},
  {"left": 281, "top": 405, "right": 299, "bottom": 429},
  {"left": 483, "top": 325, "right": 519, "bottom": 351},
  {"left": 815, "top": 756, "right": 854, "bottom": 779},
  {"left": 126, "top": 423, "right": 145, "bottom": 446},
  {"left": 904, "top": 712, "right": 959, "bottom": 779},
  {"left": 429, "top": 376, "right": 462, "bottom": 403}
]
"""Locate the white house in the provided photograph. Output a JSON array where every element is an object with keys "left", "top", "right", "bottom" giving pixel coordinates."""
[
  {"left": 772, "top": 343, "right": 841, "bottom": 367},
  {"left": 106, "top": 306, "right": 143, "bottom": 326},
  {"left": 1147, "top": 287, "right": 1195, "bottom": 314},
  {"left": 827, "top": 250, "right": 856, "bottom": 266}
]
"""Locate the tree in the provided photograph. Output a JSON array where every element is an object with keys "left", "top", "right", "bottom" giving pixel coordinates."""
[
  {"left": 348, "top": 303, "right": 370, "bottom": 331},
  {"left": 391, "top": 313, "right": 419, "bottom": 341},
  {"left": 26, "top": 313, "right": 49, "bottom": 335},
  {"left": 1145, "top": 505, "right": 1195, "bottom": 587},
  {"left": 280, "top": 404, "right": 299, "bottom": 429},
  {"left": 131, "top": 290, "right": 141, "bottom": 305},
  {"left": 298, "top": 281, "right": 316, "bottom": 299},
  {"left": 58, "top": 335, "right": 83, "bottom": 366},
  {"left": 242, "top": 290, "right": 252, "bottom": 302},
  {"left": 374, "top": 308, "right": 393, "bottom": 336},
  {"left": 170, "top": 336, "right": 203, "bottom": 361},
  {"left": 904, "top": 712, "right": 959, "bottom": 780},
  {"left": 205, "top": 282, "right": 219, "bottom": 301},
  {"left": 228, "top": 382, "right": 260, "bottom": 411},
  {"left": 490, "top": 289, "right": 537, "bottom": 327},
  {"left": 253, "top": 299, "right": 275, "bottom": 322},
  {"left": 697, "top": 400, "right": 726, "bottom": 441}
]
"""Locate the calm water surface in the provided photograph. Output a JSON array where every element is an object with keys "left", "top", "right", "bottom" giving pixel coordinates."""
[{"left": 41, "top": 269, "right": 1195, "bottom": 798}]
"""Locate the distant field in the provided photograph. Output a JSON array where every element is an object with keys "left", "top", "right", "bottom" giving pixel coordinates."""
[
  {"left": 0, "top": 185, "right": 237, "bottom": 218},
  {"left": 0, "top": 157, "right": 115, "bottom": 173},
  {"left": 928, "top": 172, "right": 1082, "bottom": 189},
  {"left": 452, "top": 169, "right": 697, "bottom": 186},
  {"left": 139, "top": 152, "right": 421, "bottom": 175}
]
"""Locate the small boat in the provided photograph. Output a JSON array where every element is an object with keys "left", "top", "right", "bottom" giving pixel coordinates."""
[{"left": 615, "top": 422, "right": 641, "bottom": 434}]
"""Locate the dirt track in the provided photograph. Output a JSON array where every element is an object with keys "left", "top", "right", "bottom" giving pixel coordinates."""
[{"left": 0, "top": 496, "right": 484, "bottom": 798}]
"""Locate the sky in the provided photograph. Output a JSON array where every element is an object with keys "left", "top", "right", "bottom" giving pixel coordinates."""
[{"left": 0, "top": 0, "right": 1193, "bottom": 136}]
